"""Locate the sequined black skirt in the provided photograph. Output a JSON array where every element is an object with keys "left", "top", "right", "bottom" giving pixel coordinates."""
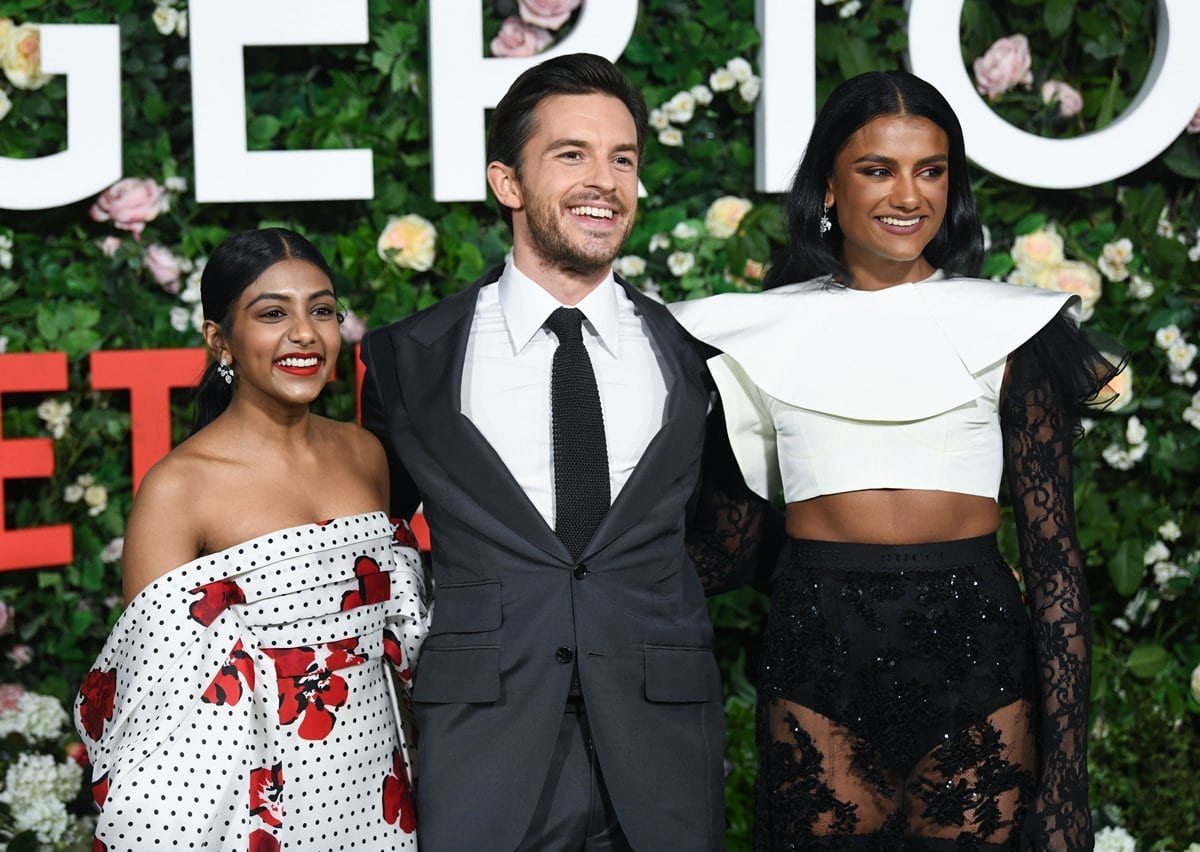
[{"left": 755, "top": 536, "right": 1038, "bottom": 849}]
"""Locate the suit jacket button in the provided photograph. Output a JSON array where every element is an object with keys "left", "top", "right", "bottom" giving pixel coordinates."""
[
  {"left": 555, "top": 646, "right": 574, "bottom": 664},
  {"left": 573, "top": 564, "right": 588, "bottom": 580}
]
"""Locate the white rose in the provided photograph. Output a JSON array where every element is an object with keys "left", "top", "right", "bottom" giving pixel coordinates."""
[
  {"left": 0, "top": 89, "right": 10, "bottom": 123},
  {"left": 613, "top": 255, "right": 646, "bottom": 278},
  {"left": 738, "top": 76, "right": 762, "bottom": 103},
  {"left": 1143, "top": 540, "right": 1169, "bottom": 565},
  {"left": 1189, "top": 243, "right": 1200, "bottom": 263},
  {"left": 1097, "top": 255, "right": 1128, "bottom": 283},
  {"left": 725, "top": 57, "right": 753, "bottom": 83},
  {"left": 667, "top": 251, "right": 695, "bottom": 277},
  {"left": 152, "top": 5, "right": 179, "bottom": 35},
  {"left": 689, "top": 84, "right": 713, "bottom": 106},
  {"left": 100, "top": 537, "right": 124, "bottom": 563},
  {"left": 2, "top": 23, "right": 52, "bottom": 90},
  {"left": 657, "top": 127, "right": 683, "bottom": 147},
  {"left": 63, "top": 484, "right": 83, "bottom": 503},
  {"left": 0, "top": 247, "right": 11, "bottom": 270},
  {"left": 671, "top": 222, "right": 698, "bottom": 240},
  {"left": 649, "top": 233, "right": 671, "bottom": 252},
  {"left": 839, "top": 0, "right": 863, "bottom": 18},
  {"left": 1126, "top": 415, "right": 1147, "bottom": 445},
  {"left": 664, "top": 91, "right": 696, "bottom": 124},
  {"left": 1157, "top": 520, "right": 1182, "bottom": 541},
  {"left": 648, "top": 108, "right": 670, "bottom": 131},
  {"left": 704, "top": 195, "right": 753, "bottom": 238},
  {"left": 175, "top": 10, "right": 188, "bottom": 37},
  {"left": 1192, "top": 662, "right": 1200, "bottom": 704},
  {"left": 1094, "top": 826, "right": 1137, "bottom": 852},
  {"left": 190, "top": 303, "right": 204, "bottom": 334},
  {"left": 1011, "top": 229, "right": 1065, "bottom": 273},
  {"left": 1129, "top": 275, "right": 1154, "bottom": 300},
  {"left": 164, "top": 175, "right": 188, "bottom": 193},
  {"left": 169, "top": 305, "right": 191, "bottom": 332},
  {"left": 1154, "top": 324, "right": 1182, "bottom": 349},
  {"left": 1168, "top": 340, "right": 1198, "bottom": 371},
  {"left": 377, "top": 214, "right": 437, "bottom": 272},
  {"left": 84, "top": 484, "right": 107, "bottom": 516},
  {"left": 709, "top": 67, "right": 736, "bottom": 92}
]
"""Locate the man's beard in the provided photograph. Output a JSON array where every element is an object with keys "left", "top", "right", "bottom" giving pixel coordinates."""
[{"left": 522, "top": 192, "right": 633, "bottom": 279}]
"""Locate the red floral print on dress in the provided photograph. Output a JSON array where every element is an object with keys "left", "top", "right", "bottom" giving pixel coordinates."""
[
  {"left": 381, "top": 628, "right": 412, "bottom": 682},
  {"left": 248, "top": 829, "right": 281, "bottom": 852},
  {"left": 381, "top": 748, "right": 417, "bottom": 833},
  {"left": 393, "top": 521, "right": 419, "bottom": 550},
  {"left": 77, "top": 668, "right": 117, "bottom": 741},
  {"left": 201, "top": 639, "right": 255, "bottom": 705},
  {"left": 92, "top": 772, "right": 110, "bottom": 808},
  {"left": 341, "top": 555, "right": 390, "bottom": 610},
  {"left": 249, "top": 762, "right": 284, "bottom": 828},
  {"left": 188, "top": 579, "right": 246, "bottom": 626},
  {"left": 264, "top": 640, "right": 365, "bottom": 740}
]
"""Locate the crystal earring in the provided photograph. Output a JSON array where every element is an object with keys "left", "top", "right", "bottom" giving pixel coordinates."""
[
  {"left": 217, "top": 356, "right": 234, "bottom": 385},
  {"left": 819, "top": 206, "right": 832, "bottom": 235}
]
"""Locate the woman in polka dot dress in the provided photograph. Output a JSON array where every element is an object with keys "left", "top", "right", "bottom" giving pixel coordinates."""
[{"left": 73, "top": 228, "right": 426, "bottom": 851}]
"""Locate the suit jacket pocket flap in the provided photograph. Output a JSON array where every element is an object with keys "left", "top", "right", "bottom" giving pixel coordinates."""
[
  {"left": 643, "top": 645, "right": 720, "bottom": 703},
  {"left": 431, "top": 579, "right": 502, "bottom": 634},
  {"left": 412, "top": 645, "right": 501, "bottom": 703}
]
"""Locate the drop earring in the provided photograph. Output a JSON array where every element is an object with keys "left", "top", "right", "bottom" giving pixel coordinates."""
[
  {"left": 819, "top": 205, "right": 832, "bottom": 235},
  {"left": 217, "top": 356, "right": 234, "bottom": 385}
]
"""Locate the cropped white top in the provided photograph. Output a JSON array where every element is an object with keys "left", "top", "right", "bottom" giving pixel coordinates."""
[{"left": 669, "top": 273, "right": 1079, "bottom": 503}]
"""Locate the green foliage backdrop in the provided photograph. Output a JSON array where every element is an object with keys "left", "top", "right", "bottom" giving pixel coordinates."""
[{"left": 1, "top": 1, "right": 1198, "bottom": 849}]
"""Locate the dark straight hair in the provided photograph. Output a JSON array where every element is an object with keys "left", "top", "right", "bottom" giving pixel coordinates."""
[
  {"left": 487, "top": 52, "right": 649, "bottom": 228},
  {"left": 763, "top": 70, "right": 983, "bottom": 290},
  {"left": 192, "top": 227, "right": 335, "bottom": 433}
]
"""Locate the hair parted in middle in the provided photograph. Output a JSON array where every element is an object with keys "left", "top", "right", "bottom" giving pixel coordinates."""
[
  {"left": 763, "top": 70, "right": 984, "bottom": 290},
  {"left": 486, "top": 52, "right": 649, "bottom": 229}
]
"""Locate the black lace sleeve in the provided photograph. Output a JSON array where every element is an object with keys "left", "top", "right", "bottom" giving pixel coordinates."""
[
  {"left": 1000, "top": 315, "right": 1119, "bottom": 851},
  {"left": 686, "top": 400, "right": 784, "bottom": 595}
]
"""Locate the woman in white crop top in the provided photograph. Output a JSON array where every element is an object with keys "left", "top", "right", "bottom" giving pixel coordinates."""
[{"left": 674, "top": 71, "right": 1118, "bottom": 852}]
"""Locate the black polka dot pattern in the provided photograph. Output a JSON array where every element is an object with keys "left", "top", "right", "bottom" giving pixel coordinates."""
[{"left": 73, "top": 512, "right": 427, "bottom": 850}]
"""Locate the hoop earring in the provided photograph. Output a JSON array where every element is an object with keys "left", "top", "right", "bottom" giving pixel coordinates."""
[
  {"left": 217, "top": 356, "right": 234, "bottom": 385},
  {"left": 819, "top": 206, "right": 832, "bottom": 235}
]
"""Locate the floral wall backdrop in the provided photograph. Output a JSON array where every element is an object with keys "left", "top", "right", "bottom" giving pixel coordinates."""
[{"left": 1, "top": 1, "right": 1198, "bottom": 849}]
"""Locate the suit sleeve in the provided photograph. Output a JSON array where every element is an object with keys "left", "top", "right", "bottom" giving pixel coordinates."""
[{"left": 360, "top": 332, "right": 423, "bottom": 520}]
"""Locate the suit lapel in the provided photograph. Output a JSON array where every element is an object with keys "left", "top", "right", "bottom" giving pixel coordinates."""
[{"left": 396, "top": 272, "right": 568, "bottom": 562}]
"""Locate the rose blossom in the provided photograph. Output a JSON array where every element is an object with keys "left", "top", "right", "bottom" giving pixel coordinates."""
[
  {"left": 667, "top": 251, "right": 695, "bottom": 277},
  {"left": 725, "top": 57, "right": 753, "bottom": 83},
  {"left": 1034, "top": 260, "right": 1102, "bottom": 320},
  {"left": 973, "top": 34, "right": 1033, "bottom": 99},
  {"left": 657, "top": 127, "right": 683, "bottom": 148},
  {"left": 709, "top": 67, "right": 736, "bottom": 92},
  {"left": 1011, "top": 228, "right": 1064, "bottom": 273},
  {"left": 89, "top": 177, "right": 169, "bottom": 240},
  {"left": 0, "top": 89, "right": 10, "bottom": 123},
  {"left": 7, "top": 644, "right": 33, "bottom": 668},
  {"left": 0, "top": 601, "right": 13, "bottom": 636},
  {"left": 664, "top": 91, "right": 696, "bottom": 124},
  {"left": 613, "top": 255, "right": 647, "bottom": 278},
  {"left": 1187, "top": 104, "right": 1200, "bottom": 135},
  {"left": 0, "top": 684, "right": 23, "bottom": 711},
  {"left": 98, "top": 235, "right": 122, "bottom": 257},
  {"left": 339, "top": 309, "right": 368, "bottom": 345},
  {"left": 1041, "top": 80, "right": 1083, "bottom": 118},
  {"left": 704, "top": 196, "right": 753, "bottom": 238},
  {"left": 1089, "top": 354, "right": 1132, "bottom": 412},
  {"left": 377, "top": 214, "right": 437, "bottom": 271},
  {"left": 517, "top": 0, "right": 582, "bottom": 31},
  {"left": 1192, "top": 662, "right": 1200, "bottom": 703},
  {"left": 152, "top": 5, "right": 179, "bottom": 36},
  {"left": 2, "top": 23, "right": 52, "bottom": 90},
  {"left": 144, "top": 244, "right": 183, "bottom": 292},
  {"left": 490, "top": 17, "right": 553, "bottom": 58}
]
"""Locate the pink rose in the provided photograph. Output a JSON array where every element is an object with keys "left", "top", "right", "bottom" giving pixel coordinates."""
[
  {"left": 98, "top": 235, "right": 122, "bottom": 257},
  {"left": 143, "top": 243, "right": 182, "bottom": 292},
  {"left": 1187, "top": 104, "right": 1200, "bottom": 135},
  {"left": 6, "top": 644, "right": 33, "bottom": 668},
  {"left": 517, "top": 0, "right": 582, "bottom": 31},
  {"left": 340, "top": 309, "right": 368, "bottom": 345},
  {"left": 89, "top": 177, "right": 169, "bottom": 240},
  {"left": 0, "top": 601, "right": 12, "bottom": 636},
  {"left": 1041, "top": 80, "right": 1083, "bottom": 118},
  {"left": 0, "top": 683, "right": 24, "bottom": 711},
  {"left": 973, "top": 34, "right": 1033, "bottom": 99},
  {"left": 490, "top": 16, "right": 554, "bottom": 57}
]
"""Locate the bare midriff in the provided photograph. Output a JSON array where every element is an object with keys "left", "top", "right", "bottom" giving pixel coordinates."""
[{"left": 786, "top": 489, "right": 1001, "bottom": 544}]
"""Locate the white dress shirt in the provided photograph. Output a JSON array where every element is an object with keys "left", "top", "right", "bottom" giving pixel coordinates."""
[{"left": 461, "top": 262, "right": 671, "bottom": 528}]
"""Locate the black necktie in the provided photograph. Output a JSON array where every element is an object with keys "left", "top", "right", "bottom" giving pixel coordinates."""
[{"left": 545, "top": 307, "right": 610, "bottom": 561}]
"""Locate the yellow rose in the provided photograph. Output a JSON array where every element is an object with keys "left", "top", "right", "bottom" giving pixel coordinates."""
[
  {"left": 1032, "top": 260, "right": 1101, "bottom": 320},
  {"left": 2, "top": 23, "right": 51, "bottom": 91},
  {"left": 704, "top": 196, "right": 753, "bottom": 238},
  {"left": 1011, "top": 229, "right": 1064, "bottom": 274},
  {"left": 377, "top": 214, "right": 437, "bottom": 272}
]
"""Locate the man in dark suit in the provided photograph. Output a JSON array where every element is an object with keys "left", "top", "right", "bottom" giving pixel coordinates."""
[{"left": 361, "top": 53, "right": 724, "bottom": 851}]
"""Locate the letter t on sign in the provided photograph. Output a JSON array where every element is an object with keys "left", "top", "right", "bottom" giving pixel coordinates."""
[{"left": 0, "top": 354, "right": 72, "bottom": 572}]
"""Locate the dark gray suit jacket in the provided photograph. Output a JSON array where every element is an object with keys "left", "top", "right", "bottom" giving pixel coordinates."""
[{"left": 360, "top": 267, "right": 725, "bottom": 852}]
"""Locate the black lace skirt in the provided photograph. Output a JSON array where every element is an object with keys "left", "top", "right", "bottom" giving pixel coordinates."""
[{"left": 755, "top": 536, "right": 1039, "bottom": 850}]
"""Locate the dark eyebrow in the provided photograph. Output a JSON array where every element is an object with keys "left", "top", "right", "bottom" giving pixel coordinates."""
[
  {"left": 244, "top": 289, "right": 336, "bottom": 308},
  {"left": 851, "top": 153, "right": 948, "bottom": 167},
  {"left": 546, "top": 138, "right": 638, "bottom": 157}
]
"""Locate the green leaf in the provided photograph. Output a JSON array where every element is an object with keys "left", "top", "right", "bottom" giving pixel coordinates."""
[
  {"left": 1162, "top": 137, "right": 1200, "bottom": 180},
  {"left": 1044, "top": 0, "right": 1074, "bottom": 38},
  {"left": 1107, "top": 539, "right": 1145, "bottom": 596},
  {"left": 248, "top": 115, "right": 283, "bottom": 146},
  {"left": 1126, "top": 644, "right": 1170, "bottom": 679}
]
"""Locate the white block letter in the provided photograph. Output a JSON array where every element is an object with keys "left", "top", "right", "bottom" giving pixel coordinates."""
[
  {"left": 190, "top": 0, "right": 372, "bottom": 203},
  {"left": 907, "top": 0, "right": 1200, "bottom": 189},
  {"left": 755, "top": 0, "right": 815, "bottom": 193},
  {"left": 429, "top": 0, "right": 638, "bottom": 202},
  {"left": 0, "top": 25, "right": 121, "bottom": 211}
]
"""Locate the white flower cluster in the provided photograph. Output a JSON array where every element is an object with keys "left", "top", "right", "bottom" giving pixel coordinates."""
[
  {"left": 152, "top": 0, "right": 188, "bottom": 38},
  {"left": 0, "top": 233, "right": 12, "bottom": 269},
  {"left": 0, "top": 753, "right": 90, "bottom": 846},
  {"left": 1183, "top": 388, "right": 1200, "bottom": 432},
  {"left": 100, "top": 536, "right": 124, "bottom": 564},
  {"left": 1097, "top": 237, "right": 1132, "bottom": 282},
  {"left": 170, "top": 255, "right": 207, "bottom": 336},
  {"left": 36, "top": 398, "right": 72, "bottom": 440},
  {"left": 1143, "top": 527, "right": 1189, "bottom": 598},
  {"left": 1154, "top": 323, "right": 1198, "bottom": 387},
  {"left": 1101, "top": 415, "right": 1148, "bottom": 471},
  {"left": 649, "top": 57, "right": 760, "bottom": 148},
  {"left": 820, "top": 0, "right": 864, "bottom": 18},
  {"left": 63, "top": 473, "right": 108, "bottom": 517},
  {"left": 1094, "top": 825, "right": 1137, "bottom": 852},
  {"left": 0, "top": 690, "right": 70, "bottom": 741}
]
